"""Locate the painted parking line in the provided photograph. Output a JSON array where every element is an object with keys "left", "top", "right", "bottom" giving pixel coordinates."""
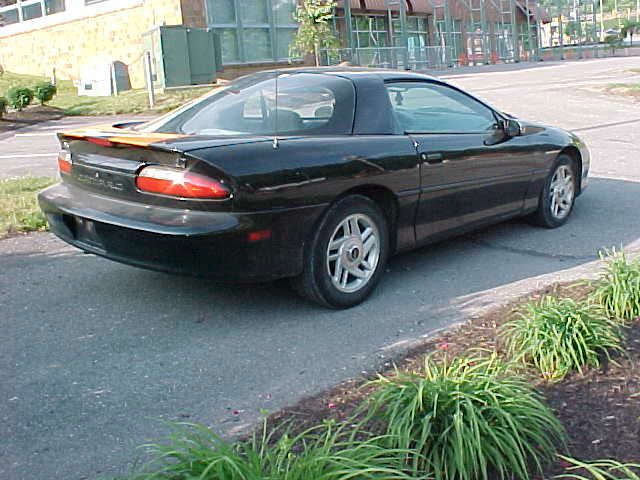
[{"left": 0, "top": 153, "right": 58, "bottom": 159}]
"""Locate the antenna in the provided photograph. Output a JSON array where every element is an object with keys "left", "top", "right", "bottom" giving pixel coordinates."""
[{"left": 273, "top": 70, "right": 279, "bottom": 149}]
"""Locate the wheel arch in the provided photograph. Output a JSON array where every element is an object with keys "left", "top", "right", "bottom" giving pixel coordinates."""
[
  {"left": 334, "top": 184, "right": 400, "bottom": 254},
  {"left": 559, "top": 146, "right": 583, "bottom": 194}
]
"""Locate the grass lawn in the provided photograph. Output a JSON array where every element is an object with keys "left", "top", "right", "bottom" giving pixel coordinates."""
[
  {"left": 0, "top": 176, "right": 56, "bottom": 236},
  {"left": 0, "top": 71, "right": 213, "bottom": 116},
  {"left": 607, "top": 82, "right": 640, "bottom": 100}
]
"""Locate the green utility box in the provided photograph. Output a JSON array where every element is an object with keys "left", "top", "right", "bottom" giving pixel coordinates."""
[{"left": 142, "top": 25, "right": 223, "bottom": 89}]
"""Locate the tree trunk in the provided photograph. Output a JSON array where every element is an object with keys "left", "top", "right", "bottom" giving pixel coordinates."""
[{"left": 314, "top": 42, "right": 320, "bottom": 66}]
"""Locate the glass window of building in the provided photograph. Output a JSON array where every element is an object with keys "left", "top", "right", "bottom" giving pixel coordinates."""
[
  {"left": 0, "top": 0, "right": 19, "bottom": 26},
  {"left": 208, "top": 0, "right": 299, "bottom": 65},
  {"left": 352, "top": 15, "right": 388, "bottom": 48},
  {"left": 44, "top": 0, "right": 64, "bottom": 14},
  {"left": 435, "top": 19, "right": 463, "bottom": 58},
  {"left": 392, "top": 16, "right": 428, "bottom": 49},
  {"left": 0, "top": 0, "right": 65, "bottom": 26},
  {"left": 21, "top": 1, "right": 42, "bottom": 20}
]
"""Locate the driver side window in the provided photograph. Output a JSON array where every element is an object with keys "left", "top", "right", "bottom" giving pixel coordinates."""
[{"left": 386, "top": 81, "right": 497, "bottom": 134}]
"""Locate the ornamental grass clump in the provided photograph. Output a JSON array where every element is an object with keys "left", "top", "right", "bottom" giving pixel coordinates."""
[
  {"left": 593, "top": 249, "right": 640, "bottom": 323},
  {"left": 554, "top": 456, "right": 640, "bottom": 480},
  {"left": 501, "top": 296, "right": 623, "bottom": 381},
  {"left": 364, "top": 352, "right": 565, "bottom": 480},
  {"left": 133, "top": 421, "right": 413, "bottom": 480}
]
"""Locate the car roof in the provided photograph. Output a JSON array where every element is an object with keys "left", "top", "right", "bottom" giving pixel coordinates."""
[{"left": 253, "top": 66, "right": 440, "bottom": 83}]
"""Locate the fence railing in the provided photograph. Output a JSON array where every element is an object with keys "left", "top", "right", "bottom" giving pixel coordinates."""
[
  {"left": 321, "top": 43, "right": 637, "bottom": 71},
  {"left": 539, "top": 44, "right": 635, "bottom": 61},
  {"left": 320, "top": 46, "right": 455, "bottom": 70}
]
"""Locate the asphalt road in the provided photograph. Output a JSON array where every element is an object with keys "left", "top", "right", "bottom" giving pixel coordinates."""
[
  {"left": 0, "top": 115, "right": 155, "bottom": 179},
  {"left": 2, "top": 57, "right": 640, "bottom": 480}
]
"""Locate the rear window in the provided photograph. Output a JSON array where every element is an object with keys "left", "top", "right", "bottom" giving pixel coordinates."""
[{"left": 144, "top": 72, "right": 355, "bottom": 136}]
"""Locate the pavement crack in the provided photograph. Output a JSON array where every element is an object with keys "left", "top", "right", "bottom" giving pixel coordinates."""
[{"left": 463, "top": 236, "right": 594, "bottom": 262}]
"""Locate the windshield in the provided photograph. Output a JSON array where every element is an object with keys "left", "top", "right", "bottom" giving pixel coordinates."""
[{"left": 140, "top": 72, "right": 355, "bottom": 136}]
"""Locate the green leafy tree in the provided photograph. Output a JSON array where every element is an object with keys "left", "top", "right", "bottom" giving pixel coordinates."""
[
  {"left": 622, "top": 19, "right": 640, "bottom": 45},
  {"left": 0, "top": 97, "right": 7, "bottom": 118},
  {"left": 289, "top": 0, "right": 340, "bottom": 66}
]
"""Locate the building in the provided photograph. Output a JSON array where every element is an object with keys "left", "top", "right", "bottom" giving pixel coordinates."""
[{"left": 0, "top": 0, "right": 541, "bottom": 90}]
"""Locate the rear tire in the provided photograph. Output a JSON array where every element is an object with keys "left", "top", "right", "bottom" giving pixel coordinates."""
[
  {"left": 292, "top": 195, "right": 389, "bottom": 309},
  {"left": 531, "top": 154, "right": 578, "bottom": 228}
]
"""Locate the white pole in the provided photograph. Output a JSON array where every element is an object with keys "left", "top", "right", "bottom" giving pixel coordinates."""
[
  {"left": 110, "top": 62, "right": 118, "bottom": 96},
  {"left": 144, "top": 52, "right": 155, "bottom": 108},
  {"left": 599, "top": 0, "right": 604, "bottom": 41}
]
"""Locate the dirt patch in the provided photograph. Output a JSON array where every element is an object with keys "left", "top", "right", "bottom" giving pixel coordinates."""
[
  {"left": 267, "top": 281, "right": 640, "bottom": 472},
  {"left": 0, "top": 105, "right": 64, "bottom": 134}
]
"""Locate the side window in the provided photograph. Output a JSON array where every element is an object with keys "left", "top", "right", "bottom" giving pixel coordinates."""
[{"left": 386, "top": 81, "right": 497, "bottom": 134}]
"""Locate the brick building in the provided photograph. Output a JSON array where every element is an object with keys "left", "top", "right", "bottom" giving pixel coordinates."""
[{"left": 0, "top": 0, "right": 540, "bottom": 89}]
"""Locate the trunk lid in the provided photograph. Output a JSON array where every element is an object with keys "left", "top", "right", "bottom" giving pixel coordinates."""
[{"left": 59, "top": 126, "right": 267, "bottom": 209}]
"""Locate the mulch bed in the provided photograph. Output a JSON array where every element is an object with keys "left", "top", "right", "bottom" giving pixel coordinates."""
[
  {"left": 267, "top": 281, "right": 640, "bottom": 475},
  {"left": 0, "top": 105, "right": 64, "bottom": 134}
]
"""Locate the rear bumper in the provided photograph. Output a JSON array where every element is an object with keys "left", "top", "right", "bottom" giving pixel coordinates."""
[{"left": 38, "top": 182, "right": 327, "bottom": 281}]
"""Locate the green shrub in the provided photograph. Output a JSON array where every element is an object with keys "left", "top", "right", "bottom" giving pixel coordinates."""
[
  {"left": 501, "top": 297, "right": 623, "bottom": 381},
  {"left": 7, "top": 86, "right": 33, "bottom": 111},
  {"left": 133, "top": 421, "right": 412, "bottom": 480},
  {"left": 555, "top": 456, "right": 640, "bottom": 479},
  {"left": 0, "top": 96, "right": 7, "bottom": 117},
  {"left": 364, "top": 352, "right": 565, "bottom": 480},
  {"left": 593, "top": 249, "right": 640, "bottom": 322},
  {"left": 34, "top": 82, "right": 57, "bottom": 105}
]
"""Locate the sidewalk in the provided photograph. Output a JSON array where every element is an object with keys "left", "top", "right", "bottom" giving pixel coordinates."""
[{"left": 422, "top": 47, "right": 640, "bottom": 78}]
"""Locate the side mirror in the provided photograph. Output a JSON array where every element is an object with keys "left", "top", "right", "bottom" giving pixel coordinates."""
[{"left": 504, "top": 119, "right": 522, "bottom": 137}]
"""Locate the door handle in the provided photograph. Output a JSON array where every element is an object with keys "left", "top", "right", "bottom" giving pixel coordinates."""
[{"left": 421, "top": 152, "right": 446, "bottom": 164}]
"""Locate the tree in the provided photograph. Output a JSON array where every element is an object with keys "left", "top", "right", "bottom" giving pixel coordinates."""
[
  {"left": 289, "top": 0, "right": 340, "bottom": 66},
  {"left": 621, "top": 19, "right": 640, "bottom": 45}
]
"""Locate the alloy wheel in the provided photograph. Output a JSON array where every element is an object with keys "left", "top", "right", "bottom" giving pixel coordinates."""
[
  {"left": 549, "top": 164, "right": 575, "bottom": 220},
  {"left": 326, "top": 213, "right": 380, "bottom": 293}
]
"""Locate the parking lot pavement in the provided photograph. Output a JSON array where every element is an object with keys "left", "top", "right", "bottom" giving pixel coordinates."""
[
  {"left": 0, "top": 115, "right": 155, "bottom": 179},
  {"left": 441, "top": 56, "right": 640, "bottom": 182},
  {"left": 2, "top": 57, "right": 640, "bottom": 480}
]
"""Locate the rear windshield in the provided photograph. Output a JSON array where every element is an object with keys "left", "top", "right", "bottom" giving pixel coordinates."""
[{"left": 142, "top": 72, "right": 355, "bottom": 136}]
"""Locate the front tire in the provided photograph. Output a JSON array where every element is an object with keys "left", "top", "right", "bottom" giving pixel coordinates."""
[
  {"left": 531, "top": 154, "right": 578, "bottom": 228},
  {"left": 292, "top": 195, "right": 389, "bottom": 309}
]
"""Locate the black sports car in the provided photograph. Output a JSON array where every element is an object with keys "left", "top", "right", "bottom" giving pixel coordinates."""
[{"left": 39, "top": 67, "right": 590, "bottom": 308}]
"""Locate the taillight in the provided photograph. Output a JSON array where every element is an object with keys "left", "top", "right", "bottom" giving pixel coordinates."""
[
  {"left": 136, "top": 166, "right": 231, "bottom": 199},
  {"left": 58, "top": 150, "right": 72, "bottom": 174}
]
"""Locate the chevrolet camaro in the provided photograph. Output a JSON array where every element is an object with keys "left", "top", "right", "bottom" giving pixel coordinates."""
[{"left": 38, "top": 68, "right": 590, "bottom": 308}]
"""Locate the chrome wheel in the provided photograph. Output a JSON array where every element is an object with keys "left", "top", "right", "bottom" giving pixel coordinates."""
[
  {"left": 326, "top": 213, "right": 380, "bottom": 294},
  {"left": 549, "top": 164, "right": 575, "bottom": 220}
]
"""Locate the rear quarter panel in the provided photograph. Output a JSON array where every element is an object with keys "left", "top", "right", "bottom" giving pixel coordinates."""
[{"left": 187, "top": 135, "right": 420, "bottom": 251}]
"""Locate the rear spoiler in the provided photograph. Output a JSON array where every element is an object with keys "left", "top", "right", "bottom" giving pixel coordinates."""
[
  {"left": 112, "top": 121, "right": 146, "bottom": 129},
  {"left": 58, "top": 125, "right": 188, "bottom": 149}
]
